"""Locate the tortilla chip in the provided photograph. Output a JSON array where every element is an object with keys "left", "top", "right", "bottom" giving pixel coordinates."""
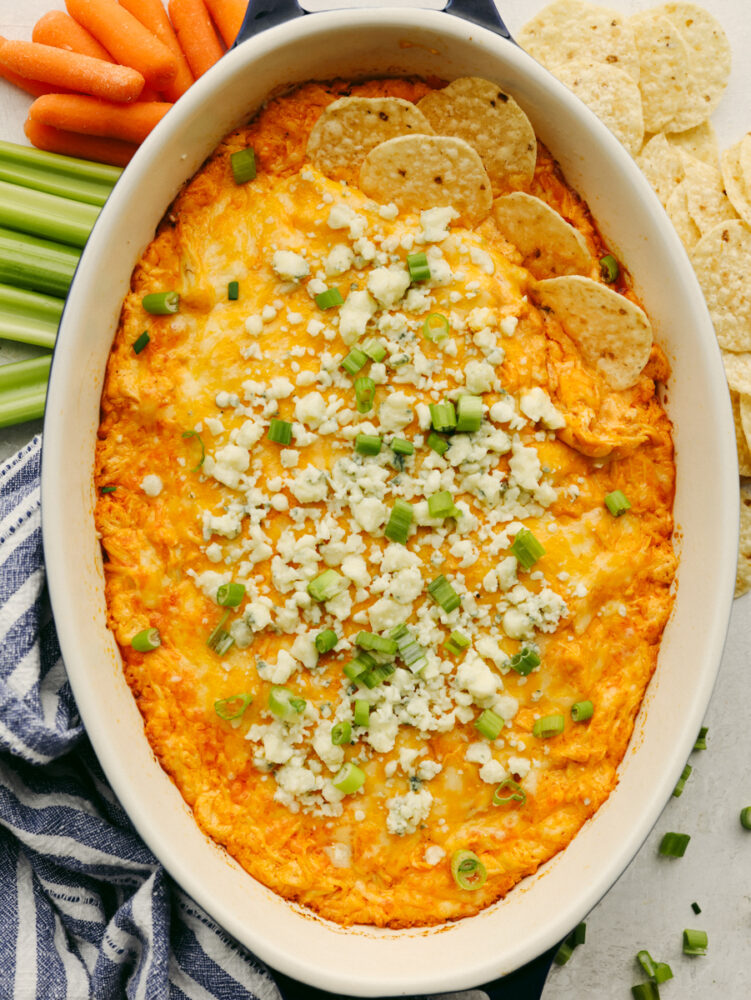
[
  {"left": 665, "top": 181, "right": 701, "bottom": 250},
  {"left": 536, "top": 275, "right": 653, "bottom": 390},
  {"left": 359, "top": 135, "right": 492, "bottom": 226},
  {"left": 720, "top": 137, "right": 751, "bottom": 226},
  {"left": 679, "top": 153, "right": 737, "bottom": 235},
  {"left": 655, "top": 2, "right": 731, "bottom": 132},
  {"left": 736, "top": 483, "right": 751, "bottom": 598},
  {"left": 723, "top": 352, "right": 751, "bottom": 396},
  {"left": 416, "top": 78, "right": 536, "bottom": 193},
  {"left": 690, "top": 221, "right": 751, "bottom": 353},
  {"left": 636, "top": 133, "right": 685, "bottom": 205},
  {"left": 306, "top": 97, "right": 434, "bottom": 178},
  {"left": 518, "top": 0, "right": 640, "bottom": 82},
  {"left": 629, "top": 12, "right": 692, "bottom": 134},
  {"left": 664, "top": 121, "right": 719, "bottom": 168},
  {"left": 552, "top": 60, "right": 644, "bottom": 156},
  {"left": 492, "top": 192, "right": 593, "bottom": 279},
  {"left": 732, "top": 391, "right": 751, "bottom": 477}
]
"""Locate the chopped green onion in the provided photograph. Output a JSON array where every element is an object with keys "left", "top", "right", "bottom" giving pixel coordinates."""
[
  {"left": 0, "top": 226, "right": 79, "bottom": 298},
  {"left": 422, "top": 312, "right": 450, "bottom": 342},
  {"left": 181, "top": 429, "right": 205, "bottom": 471},
  {"left": 444, "top": 630, "right": 470, "bottom": 656},
  {"left": 0, "top": 139, "right": 121, "bottom": 206},
  {"left": 314, "top": 287, "right": 343, "bottom": 309},
  {"left": 475, "top": 709, "right": 504, "bottom": 740},
  {"left": 427, "top": 431, "right": 448, "bottom": 456},
  {"left": 631, "top": 983, "right": 660, "bottom": 1000},
  {"left": 354, "top": 375, "right": 375, "bottom": 413},
  {"left": 429, "top": 400, "right": 456, "bottom": 433},
  {"left": 691, "top": 901, "right": 702, "bottom": 914},
  {"left": 391, "top": 437, "right": 414, "bottom": 456},
  {"left": 100, "top": 485, "right": 117, "bottom": 494},
  {"left": 341, "top": 347, "right": 368, "bottom": 375},
  {"left": 510, "top": 527, "right": 546, "bottom": 569},
  {"left": 553, "top": 941, "right": 575, "bottom": 967},
  {"left": 214, "top": 693, "right": 252, "bottom": 721},
  {"left": 456, "top": 395, "right": 483, "bottom": 433},
  {"left": 653, "top": 963, "right": 673, "bottom": 985},
  {"left": 356, "top": 631, "right": 398, "bottom": 656},
  {"left": 427, "top": 574, "right": 460, "bottom": 612},
  {"left": 672, "top": 763, "right": 692, "bottom": 797},
  {"left": 427, "top": 491, "right": 458, "bottom": 519},
  {"left": 740, "top": 806, "right": 751, "bottom": 830},
  {"left": 492, "top": 778, "right": 526, "bottom": 806},
  {"left": 132, "top": 330, "right": 149, "bottom": 354},
  {"left": 207, "top": 611, "right": 234, "bottom": 656},
  {"left": 553, "top": 922, "right": 586, "bottom": 965},
  {"left": 391, "top": 625, "right": 427, "bottom": 673},
  {"left": 0, "top": 177, "right": 99, "bottom": 248},
  {"left": 0, "top": 355, "right": 51, "bottom": 428},
  {"left": 307, "top": 569, "right": 346, "bottom": 602},
  {"left": 355, "top": 433, "right": 382, "bottom": 456},
  {"left": 384, "top": 499, "right": 413, "bottom": 545},
  {"left": 450, "top": 850, "right": 487, "bottom": 890},
  {"left": 571, "top": 699, "right": 594, "bottom": 722},
  {"left": 227, "top": 280, "right": 239, "bottom": 300},
  {"left": 332, "top": 761, "right": 365, "bottom": 794},
  {"left": 362, "top": 338, "right": 386, "bottom": 361},
  {"left": 131, "top": 627, "right": 161, "bottom": 652},
  {"left": 268, "top": 685, "right": 306, "bottom": 719},
  {"left": 533, "top": 713, "right": 565, "bottom": 738},
  {"left": 407, "top": 250, "right": 431, "bottom": 283},
  {"left": 509, "top": 646, "right": 541, "bottom": 676},
  {"left": 267, "top": 418, "right": 293, "bottom": 445},
  {"left": 230, "top": 147, "right": 256, "bottom": 184},
  {"left": 658, "top": 832, "right": 690, "bottom": 857},
  {"left": 604, "top": 489, "right": 631, "bottom": 516},
  {"left": 353, "top": 699, "right": 370, "bottom": 727},
  {"left": 0, "top": 283, "right": 62, "bottom": 349},
  {"left": 599, "top": 253, "right": 620, "bottom": 283},
  {"left": 637, "top": 952, "right": 673, "bottom": 985},
  {"left": 360, "top": 663, "right": 396, "bottom": 689},
  {"left": 694, "top": 726, "right": 708, "bottom": 750},
  {"left": 315, "top": 629, "right": 337, "bottom": 654},
  {"left": 343, "top": 652, "right": 376, "bottom": 682},
  {"left": 682, "top": 929, "right": 707, "bottom": 956},
  {"left": 141, "top": 291, "right": 179, "bottom": 315},
  {"left": 217, "top": 582, "right": 245, "bottom": 608},
  {"left": 331, "top": 721, "right": 351, "bottom": 745}
]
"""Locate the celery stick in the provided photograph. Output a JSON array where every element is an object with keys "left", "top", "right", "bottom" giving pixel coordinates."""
[
  {"left": 0, "top": 227, "right": 80, "bottom": 298},
  {"left": 0, "top": 180, "right": 99, "bottom": 249},
  {"left": 0, "top": 285, "right": 62, "bottom": 349},
  {"left": 0, "top": 354, "right": 51, "bottom": 428},
  {"left": 0, "top": 140, "right": 121, "bottom": 207}
]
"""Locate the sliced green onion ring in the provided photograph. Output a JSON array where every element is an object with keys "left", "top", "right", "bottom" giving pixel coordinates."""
[
  {"left": 427, "top": 491, "right": 458, "bottom": 519},
  {"left": 423, "top": 312, "right": 449, "bottom": 342},
  {"left": 532, "top": 713, "right": 565, "bottom": 738},
  {"left": 694, "top": 726, "right": 708, "bottom": 750},
  {"left": 314, "top": 287, "right": 343, "bottom": 310},
  {"left": 682, "top": 928, "right": 707, "bottom": 956},
  {"left": 631, "top": 983, "right": 660, "bottom": 1000},
  {"left": 427, "top": 574, "right": 460, "bottom": 612},
  {"left": 230, "top": 147, "right": 256, "bottom": 184},
  {"left": 307, "top": 569, "right": 346, "bottom": 602},
  {"left": 510, "top": 527, "right": 546, "bottom": 569},
  {"left": 672, "top": 763, "right": 692, "bottom": 797},
  {"left": 407, "top": 250, "right": 431, "bottom": 283},
  {"left": 355, "top": 433, "right": 382, "bottom": 456},
  {"left": 509, "top": 646, "right": 540, "bottom": 676},
  {"left": 214, "top": 693, "right": 252, "bottom": 721},
  {"left": 132, "top": 330, "right": 149, "bottom": 354},
  {"left": 427, "top": 431, "right": 448, "bottom": 456},
  {"left": 450, "top": 849, "right": 487, "bottom": 890},
  {"left": 740, "top": 806, "right": 751, "bottom": 830},
  {"left": 315, "top": 629, "right": 337, "bottom": 654},
  {"left": 362, "top": 337, "right": 386, "bottom": 361},
  {"left": 605, "top": 489, "right": 631, "bottom": 516},
  {"left": 142, "top": 291, "right": 179, "bottom": 315},
  {"left": 341, "top": 347, "right": 368, "bottom": 376},
  {"left": 331, "top": 721, "right": 352, "bottom": 746},
  {"left": 492, "top": 778, "right": 526, "bottom": 806},
  {"left": 267, "top": 418, "right": 293, "bottom": 445},
  {"left": 658, "top": 831, "right": 690, "bottom": 857},
  {"left": 181, "top": 429, "right": 205, "bottom": 471},
  {"left": 444, "top": 630, "right": 470, "bottom": 656},
  {"left": 391, "top": 437, "right": 414, "bottom": 456},
  {"left": 207, "top": 611, "right": 234, "bottom": 656},
  {"left": 268, "top": 685, "right": 306, "bottom": 719},
  {"left": 571, "top": 699, "right": 594, "bottom": 722},
  {"left": 131, "top": 627, "right": 160, "bottom": 652},
  {"left": 356, "top": 631, "right": 398, "bottom": 655},
  {"left": 475, "top": 708, "right": 504, "bottom": 740},
  {"left": 429, "top": 400, "right": 456, "bottom": 433},
  {"left": 353, "top": 699, "right": 370, "bottom": 727},
  {"left": 384, "top": 499, "right": 413, "bottom": 545},
  {"left": 332, "top": 761, "right": 365, "bottom": 794},
  {"left": 354, "top": 375, "right": 375, "bottom": 413},
  {"left": 456, "top": 394, "right": 483, "bottom": 433},
  {"left": 599, "top": 253, "right": 619, "bottom": 283}
]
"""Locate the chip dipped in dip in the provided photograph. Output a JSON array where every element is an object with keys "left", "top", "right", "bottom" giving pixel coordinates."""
[{"left": 94, "top": 77, "right": 676, "bottom": 928}]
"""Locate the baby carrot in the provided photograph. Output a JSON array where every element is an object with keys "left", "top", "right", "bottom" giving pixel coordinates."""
[
  {"left": 32, "top": 11, "right": 113, "bottom": 62},
  {"left": 0, "top": 37, "right": 144, "bottom": 103},
  {"left": 24, "top": 118, "right": 138, "bottom": 168},
  {"left": 29, "top": 95, "right": 173, "bottom": 145},
  {"left": 118, "top": 0, "right": 194, "bottom": 101},
  {"left": 65, "top": 0, "right": 178, "bottom": 91},
  {"left": 204, "top": 0, "right": 247, "bottom": 47},
  {"left": 168, "top": 0, "right": 225, "bottom": 79},
  {"left": 0, "top": 62, "right": 71, "bottom": 98}
]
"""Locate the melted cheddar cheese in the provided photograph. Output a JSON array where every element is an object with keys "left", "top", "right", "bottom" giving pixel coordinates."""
[{"left": 95, "top": 79, "right": 676, "bottom": 928}]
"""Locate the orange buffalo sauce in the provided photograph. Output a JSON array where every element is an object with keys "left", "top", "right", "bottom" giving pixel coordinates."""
[{"left": 95, "top": 79, "right": 676, "bottom": 927}]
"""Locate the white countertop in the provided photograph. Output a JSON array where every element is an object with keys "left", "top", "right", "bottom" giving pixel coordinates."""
[{"left": 1, "top": 1, "right": 749, "bottom": 996}]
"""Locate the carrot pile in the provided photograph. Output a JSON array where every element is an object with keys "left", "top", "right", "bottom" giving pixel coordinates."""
[{"left": 0, "top": 0, "right": 248, "bottom": 166}]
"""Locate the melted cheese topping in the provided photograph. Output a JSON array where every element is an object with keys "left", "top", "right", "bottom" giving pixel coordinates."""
[{"left": 95, "top": 80, "right": 676, "bottom": 928}]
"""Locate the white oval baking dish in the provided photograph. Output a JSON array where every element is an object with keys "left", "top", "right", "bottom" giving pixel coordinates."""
[{"left": 41, "top": 1, "right": 738, "bottom": 995}]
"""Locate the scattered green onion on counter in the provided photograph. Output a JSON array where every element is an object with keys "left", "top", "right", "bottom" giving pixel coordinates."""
[
  {"left": 553, "top": 922, "right": 586, "bottom": 966},
  {"left": 636, "top": 950, "right": 673, "bottom": 984},
  {"left": 658, "top": 832, "right": 690, "bottom": 857},
  {"left": 682, "top": 929, "right": 708, "bottom": 956},
  {"left": 740, "top": 806, "right": 751, "bottom": 830},
  {"left": 694, "top": 726, "right": 708, "bottom": 750},
  {"left": 672, "top": 763, "right": 692, "bottom": 797},
  {"left": 630, "top": 982, "right": 660, "bottom": 1000}
]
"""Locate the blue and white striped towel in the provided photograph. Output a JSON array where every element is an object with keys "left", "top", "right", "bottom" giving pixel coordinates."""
[{"left": 0, "top": 436, "right": 280, "bottom": 1000}]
